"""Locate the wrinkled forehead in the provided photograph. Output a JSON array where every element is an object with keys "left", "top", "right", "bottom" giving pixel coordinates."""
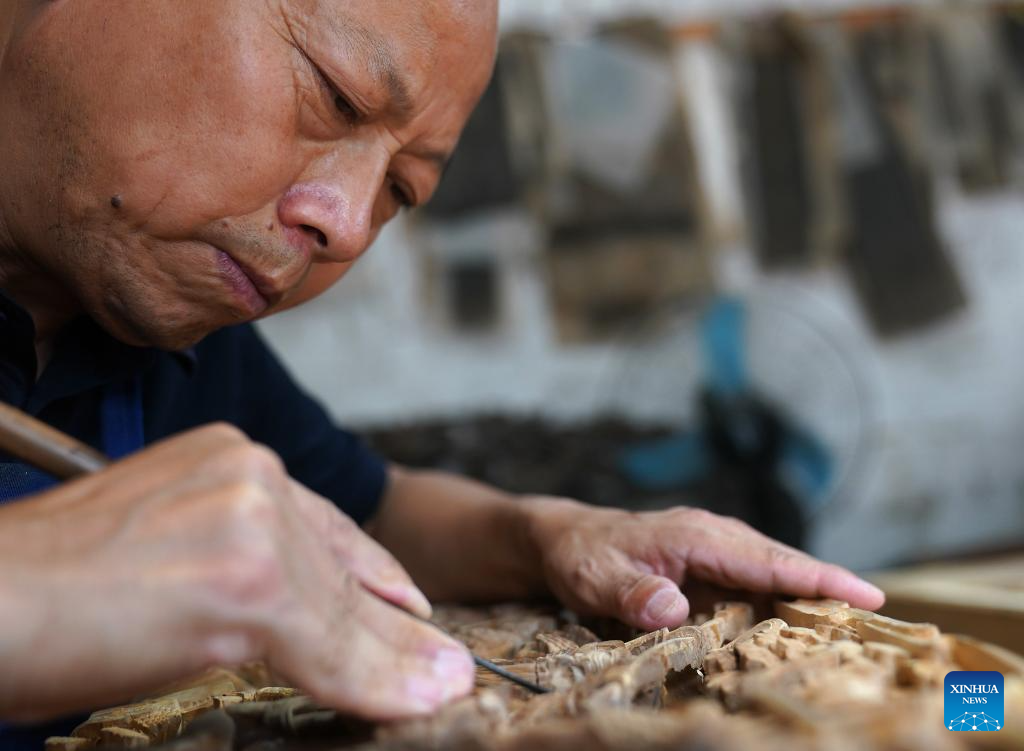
[{"left": 312, "top": 0, "right": 497, "bottom": 94}]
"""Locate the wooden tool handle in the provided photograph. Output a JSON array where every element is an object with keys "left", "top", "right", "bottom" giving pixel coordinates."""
[{"left": 0, "top": 401, "right": 110, "bottom": 480}]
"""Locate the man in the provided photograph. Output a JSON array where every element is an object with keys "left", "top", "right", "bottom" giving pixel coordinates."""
[{"left": 0, "top": 0, "right": 884, "bottom": 740}]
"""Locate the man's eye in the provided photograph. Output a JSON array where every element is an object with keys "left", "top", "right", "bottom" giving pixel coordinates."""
[
  {"left": 391, "top": 182, "right": 414, "bottom": 209},
  {"left": 333, "top": 92, "right": 359, "bottom": 123},
  {"left": 304, "top": 54, "right": 361, "bottom": 126}
]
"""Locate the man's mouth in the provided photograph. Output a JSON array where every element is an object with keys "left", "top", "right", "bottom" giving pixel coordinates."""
[{"left": 214, "top": 250, "right": 272, "bottom": 316}]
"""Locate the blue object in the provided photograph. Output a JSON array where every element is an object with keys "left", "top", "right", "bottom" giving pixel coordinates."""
[
  {"left": 701, "top": 297, "right": 750, "bottom": 397},
  {"left": 620, "top": 431, "right": 710, "bottom": 491},
  {"left": 778, "top": 422, "right": 834, "bottom": 510},
  {"left": 619, "top": 295, "right": 835, "bottom": 510},
  {"left": 0, "top": 375, "right": 145, "bottom": 503},
  {"left": 618, "top": 297, "right": 747, "bottom": 490},
  {"left": 100, "top": 375, "right": 146, "bottom": 461},
  {"left": 0, "top": 463, "right": 58, "bottom": 501}
]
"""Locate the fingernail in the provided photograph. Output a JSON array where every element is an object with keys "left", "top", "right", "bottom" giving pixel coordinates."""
[
  {"left": 432, "top": 648, "right": 473, "bottom": 690},
  {"left": 857, "top": 579, "right": 886, "bottom": 603},
  {"left": 404, "top": 675, "right": 444, "bottom": 712},
  {"left": 644, "top": 589, "right": 681, "bottom": 624},
  {"left": 403, "top": 649, "right": 472, "bottom": 709}
]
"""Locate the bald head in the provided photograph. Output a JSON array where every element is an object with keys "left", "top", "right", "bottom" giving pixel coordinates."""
[{"left": 0, "top": 0, "right": 498, "bottom": 347}]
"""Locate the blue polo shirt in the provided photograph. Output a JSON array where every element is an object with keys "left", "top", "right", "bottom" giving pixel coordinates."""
[{"left": 0, "top": 289, "right": 389, "bottom": 745}]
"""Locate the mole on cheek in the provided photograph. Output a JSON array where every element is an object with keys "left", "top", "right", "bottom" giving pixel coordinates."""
[
  {"left": 267, "top": 222, "right": 274, "bottom": 231},
  {"left": 110, "top": 195, "right": 123, "bottom": 209}
]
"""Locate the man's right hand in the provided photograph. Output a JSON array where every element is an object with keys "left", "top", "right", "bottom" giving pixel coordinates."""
[{"left": 0, "top": 424, "right": 473, "bottom": 723}]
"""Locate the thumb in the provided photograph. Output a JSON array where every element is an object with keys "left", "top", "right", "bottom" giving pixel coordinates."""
[{"left": 606, "top": 563, "right": 690, "bottom": 631}]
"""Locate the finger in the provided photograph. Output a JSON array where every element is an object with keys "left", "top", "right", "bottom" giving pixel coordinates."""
[
  {"left": 603, "top": 561, "right": 691, "bottom": 631},
  {"left": 289, "top": 480, "right": 432, "bottom": 619},
  {"left": 40, "top": 423, "right": 257, "bottom": 511},
  {"left": 805, "top": 559, "right": 886, "bottom": 610},
  {"left": 689, "top": 524, "right": 885, "bottom": 610},
  {"left": 754, "top": 540, "right": 885, "bottom": 610},
  {"left": 271, "top": 579, "right": 473, "bottom": 720}
]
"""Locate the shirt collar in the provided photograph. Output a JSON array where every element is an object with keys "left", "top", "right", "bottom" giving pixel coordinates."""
[
  {"left": 0, "top": 287, "right": 198, "bottom": 382},
  {"left": 174, "top": 346, "right": 199, "bottom": 374}
]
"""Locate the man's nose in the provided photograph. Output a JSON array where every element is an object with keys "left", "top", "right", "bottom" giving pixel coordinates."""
[{"left": 276, "top": 152, "right": 387, "bottom": 264}]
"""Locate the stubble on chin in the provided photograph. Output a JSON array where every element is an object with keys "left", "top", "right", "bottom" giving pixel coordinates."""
[{"left": 62, "top": 230, "right": 247, "bottom": 351}]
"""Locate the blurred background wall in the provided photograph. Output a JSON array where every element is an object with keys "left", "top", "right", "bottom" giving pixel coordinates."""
[{"left": 259, "top": 0, "right": 1024, "bottom": 572}]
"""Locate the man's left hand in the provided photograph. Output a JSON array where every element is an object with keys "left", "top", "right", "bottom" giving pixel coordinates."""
[{"left": 521, "top": 497, "right": 885, "bottom": 631}]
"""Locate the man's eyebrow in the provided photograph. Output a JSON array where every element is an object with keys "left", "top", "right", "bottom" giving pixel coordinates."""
[
  {"left": 337, "top": 20, "right": 415, "bottom": 120},
  {"left": 418, "top": 148, "right": 453, "bottom": 177}
]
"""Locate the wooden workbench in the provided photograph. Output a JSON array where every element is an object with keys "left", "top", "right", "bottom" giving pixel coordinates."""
[{"left": 872, "top": 553, "right": 1024, "bottom": 655}]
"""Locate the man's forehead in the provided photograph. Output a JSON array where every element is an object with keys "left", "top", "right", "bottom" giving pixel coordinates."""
[
  {"left": 315, "top": 4, "right": 462, "bottom": 118},
  {"left": 314, "top": 0, "right": 495, "bottom": 73},
  {"left": 305, "top": 0, "right": 497, "bottom": 171},
  {"left": 334, "top": 18, "right": 417, "bottom": 118}
]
